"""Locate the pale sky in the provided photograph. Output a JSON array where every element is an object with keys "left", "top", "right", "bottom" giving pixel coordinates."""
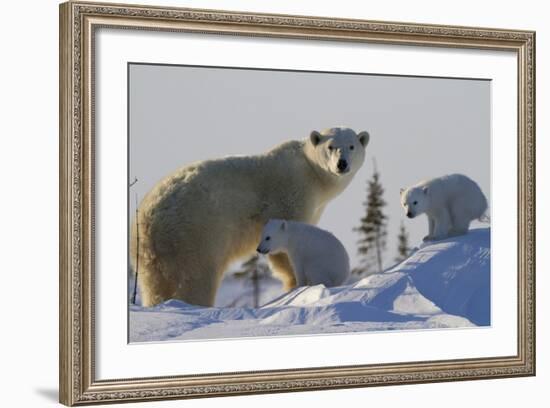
[{"left": 129, "top": 63, "right": 490, "bottom": 272}]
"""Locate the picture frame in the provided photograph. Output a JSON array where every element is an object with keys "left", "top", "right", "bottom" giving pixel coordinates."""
[{"left": 59, "top": 1, "right": 536, "bottom": 405}]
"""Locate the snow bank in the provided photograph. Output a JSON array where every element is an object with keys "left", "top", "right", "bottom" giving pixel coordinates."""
[
  {"left": 130, "top": 228, "right": 490, "bottom": 342},
  {"left": 389, "top": 227, "right": 490, "bottom": 325}
]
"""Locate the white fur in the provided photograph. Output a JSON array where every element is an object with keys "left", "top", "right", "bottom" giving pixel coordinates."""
[
  {"left": 257, "top": 220, "right": 350, "bottom": 287},
  {"left": 400, "top": 174, "right": 488, "bottom": 241},
  {"left": 130, "top": 127, "right": 369, "bottom": 306}
]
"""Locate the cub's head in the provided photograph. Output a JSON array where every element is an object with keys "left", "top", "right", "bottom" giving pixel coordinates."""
[
  {"left": 306, "top": 127, "right": 369, "bottom": 177},
  {"left": 400, "top": 186, "right": 430, "bottom": 218},
  {"left": 256, "top": 219, "right": 289, "bottom": 255}
]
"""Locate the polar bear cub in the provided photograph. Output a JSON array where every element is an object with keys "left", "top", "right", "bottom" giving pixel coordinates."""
[
  {"left": 400, "top": 174, "right": 488, "bottom": 241},
  {"left": 257, "top": 219, "right": 350, "bottom": 287}
]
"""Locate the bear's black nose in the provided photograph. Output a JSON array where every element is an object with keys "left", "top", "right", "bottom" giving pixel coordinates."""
[
  {"left": 406, "top": 211, "right": 413, "bottom": 218},
  {"left": 337, "top": 159, "right": 348, "bottom": 171}
]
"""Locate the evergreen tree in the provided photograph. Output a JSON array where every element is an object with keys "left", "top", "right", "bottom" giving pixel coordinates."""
[
  {"left": 233, "top": 255, "right": 269, "bottom": 307},
  {"left": 354, "top": 161, "right": 387, "bottom": 275},
  {"left": 395, "top": 221, "right": 410, "bottom": 262}
]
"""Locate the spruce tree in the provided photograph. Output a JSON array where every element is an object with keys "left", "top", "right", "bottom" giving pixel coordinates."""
[
  {"left": 354, "top": 161, "right": 387, "bottom": 275},
  {"left": 395, "top": 221, "right": 410, "bottom": 262},
  {"left": 233, "top": 255, "right": 269, "bottom": 307}
]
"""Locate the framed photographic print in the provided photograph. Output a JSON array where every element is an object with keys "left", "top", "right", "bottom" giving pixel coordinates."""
[{"left": 59, "top": 1, "right": 536, "bottom": 405}]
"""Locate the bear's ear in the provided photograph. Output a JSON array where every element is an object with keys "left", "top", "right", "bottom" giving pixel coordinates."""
[
  {"left": 310, "top": 130, "right": 322, "bottom": 146},
  {"left": 357, "top": 131, "right": 370, "bottom": 148},
  {"left": 280, "top": 220, "right": 287, "bottom": 231},
  {"left": 422, "top": 186, "right": 429, "bottom": 195},
  {"left": 400, "top": 188, "right": 405, "bottom": 195}
]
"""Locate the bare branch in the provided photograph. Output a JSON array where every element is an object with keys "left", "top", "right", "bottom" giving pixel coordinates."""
[{"left": 132, "top": 192, "right": 140, "bottom": 305}]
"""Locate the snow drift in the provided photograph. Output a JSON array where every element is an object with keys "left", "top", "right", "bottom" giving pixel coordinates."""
[{"left": 129, "top": 228, "right": 490, "bottom": 342}]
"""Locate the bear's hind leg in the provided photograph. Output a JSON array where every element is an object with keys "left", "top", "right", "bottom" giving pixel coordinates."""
[
  {"left": 449, "top": 208, "right": 472, "bottom": 237},
  {"left": 267, "top": 253, "right": 297, "bottom": 290},
  {"left": 137, "top": 261, "right": 175, "bottom": 307}
]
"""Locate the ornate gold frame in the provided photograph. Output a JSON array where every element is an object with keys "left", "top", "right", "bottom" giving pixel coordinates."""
[{"left": 59, "top": 1, "right": 536, "bottom": 405}]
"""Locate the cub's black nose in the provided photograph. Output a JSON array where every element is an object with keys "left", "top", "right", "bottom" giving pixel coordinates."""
[
  {"left": 406, "top": 211, "right": 413, "bottom": 218},
  {"left": 337, "top": 159, "right": 348, "bottom": 171}
]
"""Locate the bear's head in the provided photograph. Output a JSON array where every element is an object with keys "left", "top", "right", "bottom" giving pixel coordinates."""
[
  {"left": 256, "top": 219, "right": 289, "bottom": 255},
  {"left": 400, "top": 186, "right": 430, "bottom": 218},
  {"left": 306, "top": 127, "right": 369, "bottom": 178}
]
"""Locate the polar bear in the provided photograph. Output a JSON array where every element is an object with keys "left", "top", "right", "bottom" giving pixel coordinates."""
[
  {"left": 256, "top": 219, "right": 350, "bottom": 287},
  {"left": 131, "top": 127, "right": 369, "bottom": 307},
  {"left": 400, "top": 174, "right": 488, "bottom": 241}
]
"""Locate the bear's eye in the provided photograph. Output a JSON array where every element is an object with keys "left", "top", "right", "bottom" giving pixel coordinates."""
[
  {"left": 328, "top": 145, "right": 335, "bottom": 151},
  {"left": 413, "top": 201, "right": 418, "bottom": 206},
  {"left": 349, "top": 145, "right": 354, "bottom": 150},
  {"left": 265, "top": 236, "right": 271, "bottom": 241}
]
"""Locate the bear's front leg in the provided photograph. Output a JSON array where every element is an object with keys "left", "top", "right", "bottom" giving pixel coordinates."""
[
  {"left": 267, "top": 253, "right": 297, "bottom": 290},
  {"left": 423, "top": 216, "right": 436, "bottom": 242},
  {"left": 293, "top": 265, "right": 309, "bottom": 287},
  {"left": 431, "top": 208, "right": 452, "bottom": 241}
]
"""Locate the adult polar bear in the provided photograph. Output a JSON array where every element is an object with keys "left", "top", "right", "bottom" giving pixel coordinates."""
[{"left": 131, "top": 127, "right": 370, "bottom": 307}]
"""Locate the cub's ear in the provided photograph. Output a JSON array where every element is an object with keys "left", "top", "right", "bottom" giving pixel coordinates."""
[
  {"left": 357, "top": 131, "right": 370, "bottom": 148},
  {"left": 422, "top": 186, "right": 429, "bottom": 195},
  {"left": 400, "top": 188, "right": 405, "bottom": 195},
  {"left": 310, "top": 130, "right": 322, "bottom": 146},
  {"left": 280, "top": 220, "right": 287, "bottom": 231}
]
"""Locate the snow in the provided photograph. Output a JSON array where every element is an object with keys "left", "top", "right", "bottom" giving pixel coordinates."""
[
  {"left": 129, "top": 228, "right": 490, "bottom": 342},
  {"left": 214, "top": 273, "right": 283, "bottom": 308}
]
